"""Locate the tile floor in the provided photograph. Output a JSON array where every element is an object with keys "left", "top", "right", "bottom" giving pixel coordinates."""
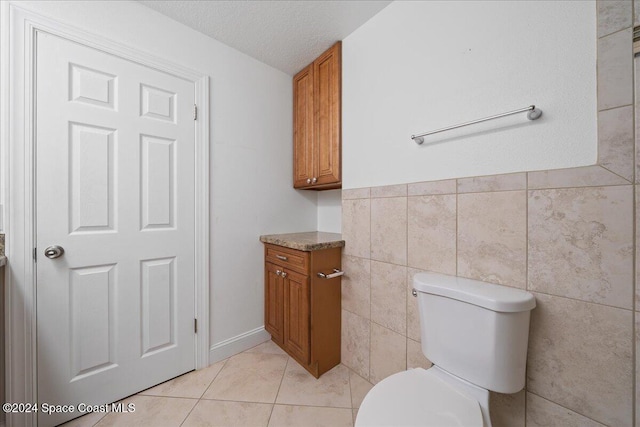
[{"left": 61, "top": 341, "right": 374, "bottom": 427}]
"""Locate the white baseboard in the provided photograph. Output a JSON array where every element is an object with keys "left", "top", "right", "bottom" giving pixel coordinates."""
[{"left": 209, "top": 327, "right": 271, "bottom": 364}]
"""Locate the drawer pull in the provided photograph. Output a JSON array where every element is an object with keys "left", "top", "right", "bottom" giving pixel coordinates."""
[
  {"left": 276, "top": 255, "right": 288, "bottom": 261},
  {"left": 317, "top": 269, "right": 344, "bottom": 279}
]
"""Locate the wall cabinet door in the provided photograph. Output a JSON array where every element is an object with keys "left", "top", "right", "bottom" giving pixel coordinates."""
[
  {"left": 293, "top": 64, "right": 314, "bottom": 188},
  {"left": 283, "top": 269, "right": 310, "bottom": 364},
  {"left": 293, "top": 42, "right": 341, "bottom": 190},
  {"left": 313, "top": 42, "right": 341, "bottom": 187},
  {"left": 265, "top": 262, "right": 284, "bottom": 344}
]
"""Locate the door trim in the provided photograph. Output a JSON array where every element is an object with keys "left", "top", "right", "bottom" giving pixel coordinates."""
[{"left": 1, "top": 4, "right": 210, "bottom": 426}]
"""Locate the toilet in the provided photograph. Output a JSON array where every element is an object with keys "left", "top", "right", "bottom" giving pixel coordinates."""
[{"left": 356, "top": 272, "right": 536, "bottom": 427}]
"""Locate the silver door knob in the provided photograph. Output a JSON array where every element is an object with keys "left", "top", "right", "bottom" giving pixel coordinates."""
[
  {"left": 281, "top": 272, "right": 287, "bottom": 278},
  {"left": 306, "top": 178, "right": 311, "bottom": 184},
  {"left": 44, "top": 245, "right": 65, "bottom": 259},
  {"left": 312, "top": 177, "right": 317, "bottom": 184},
  {"left": 276, "top": 270, "right": 282, "bottom": 276}
]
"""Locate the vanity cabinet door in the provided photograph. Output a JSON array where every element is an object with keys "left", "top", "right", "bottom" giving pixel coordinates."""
[
  {"left": 283, "top": 269, "right": 310, "bottom": 364},
  {"left": 265, "top": 262, "right": 284, "bottom": 344}
]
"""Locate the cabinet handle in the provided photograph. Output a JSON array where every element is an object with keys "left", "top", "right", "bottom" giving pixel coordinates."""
[
  {"left": 306, "top": 178, "right": 312, "bottom": 184},
  {"left": 276, "top": 270, "right": 282, "bottom": 276},
  {"left": 281, "top": 271, "right": 288, "bottom": 278},
  {"left": 317, "top": 269, "right": 344, "bottom": 279},
  {"left": 312, "top": 177, "right": 317, "bottom": 184},
  {"left": 276, "top": 255, "right": 288, "bottom": 261}
]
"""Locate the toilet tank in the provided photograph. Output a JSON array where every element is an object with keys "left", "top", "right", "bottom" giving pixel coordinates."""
[{"left": 413, "top": 272, "right": 536, "bottom": 394}]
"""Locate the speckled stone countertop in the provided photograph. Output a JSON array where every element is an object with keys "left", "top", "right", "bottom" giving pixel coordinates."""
[{"left": 260, "top": 232, "right": 344, "bottom": 251}]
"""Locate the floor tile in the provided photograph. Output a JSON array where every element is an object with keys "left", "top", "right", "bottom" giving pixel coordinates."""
[
  {"left": 244, "top": 340, "right": 287, "bottom": 355},
  {"left": 268, "top": 405, "right": 353, "bottom": 427},
  {"left": 94, "top": 395, "right": 196, "bottom": 427},
  {"left": 349, "top": 370, "right": 373, "bottom": 409},
  {"left": 203, "top": 352, "right": 288, "bottom": 403},
  {"left": 181, "top": 400, "right": 273, "bottom": 427},
  {"left": 276, "top": 361, "right": 351, "bottom": 408},
  {"left": 59, "top": 411, "right": 106, "bottom": 427},
  {"left": 139, "top": 360, "right": 226, "bottom": 399}
]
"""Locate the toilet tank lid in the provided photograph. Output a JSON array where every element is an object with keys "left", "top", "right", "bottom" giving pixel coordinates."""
[{"left": 413, "top": 272, "right": 536, "bottom": 312}]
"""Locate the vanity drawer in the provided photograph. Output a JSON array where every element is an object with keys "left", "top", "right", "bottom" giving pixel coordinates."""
[{"left": 265, "top": 244, "right": 309, "bottom": 275}]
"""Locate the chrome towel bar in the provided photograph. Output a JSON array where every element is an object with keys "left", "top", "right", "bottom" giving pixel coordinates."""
[
  {"left": 317, "top": 269, "right": 344, "bottom": 279},
  {"left": 411, "top": 105, "right": 542, "bottom": 144}
]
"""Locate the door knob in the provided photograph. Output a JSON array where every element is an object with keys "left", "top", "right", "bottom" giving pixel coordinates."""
[
  {"left": 306, "top": 178, "right": 311, "bottom": 184},
  {"left": 312, "top": 177, "right": 317, "bottom": 184},
  {"left": 44, "top": 245, "right": 65, "bottom": 259},
  {"left": 281, "top": 272, "right": 287, "bottom": 278}
]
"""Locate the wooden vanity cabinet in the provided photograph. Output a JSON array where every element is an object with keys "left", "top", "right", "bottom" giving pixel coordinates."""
[
  {"left": 263, "top": 243, "right": 342, "bottom": 378},
  {"left": 293, "top": 42, "right": 341, "bottom": 190}
]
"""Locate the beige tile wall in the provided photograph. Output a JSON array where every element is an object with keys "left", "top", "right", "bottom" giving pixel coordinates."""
[{"left": 340, "top": 2, "right": 637, "bottom": 426}]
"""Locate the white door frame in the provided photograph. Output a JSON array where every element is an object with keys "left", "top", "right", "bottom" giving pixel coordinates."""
[{"left": 1, "top": 4, "right": 210, "bottom": 426}]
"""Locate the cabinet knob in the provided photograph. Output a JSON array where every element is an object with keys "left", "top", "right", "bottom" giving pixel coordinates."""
[
  {"left": 306, "top": 178, "right": 311, "bottom": 184},
  {"left": 281, "top": 272, "right": 288, "bottom": 278},
  {"left": 312, "top": 177, "right": 317, "bottom": 184},
  {"left": 276, "top": 270, "right": 282, "bottom": 276}
]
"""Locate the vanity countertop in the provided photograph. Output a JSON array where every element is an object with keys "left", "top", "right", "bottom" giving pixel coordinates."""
[{"left": 260, "top": 232, "right": 344, "bottom": 252}]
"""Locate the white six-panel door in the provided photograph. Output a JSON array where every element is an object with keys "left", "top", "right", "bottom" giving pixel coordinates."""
[{"left": 36, "top": 31, "right": 196, "bottom": 426}]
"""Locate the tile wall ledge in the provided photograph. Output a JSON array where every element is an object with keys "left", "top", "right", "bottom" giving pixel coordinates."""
[{"left": 342, "top": 164, "right": 631, "bottom": 196}]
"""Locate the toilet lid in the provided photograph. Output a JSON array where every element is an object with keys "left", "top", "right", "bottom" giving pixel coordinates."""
[{"left": 355, "top": 369, "right": 483, "bottom": 427}]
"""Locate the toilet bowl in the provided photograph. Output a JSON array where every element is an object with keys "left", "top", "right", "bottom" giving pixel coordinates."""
[
  {"left": 355, "top": 272, "right": 536, "bottom": 427},
  {"left": 356, "top": 366, "right": 488, "bottom": 427}
]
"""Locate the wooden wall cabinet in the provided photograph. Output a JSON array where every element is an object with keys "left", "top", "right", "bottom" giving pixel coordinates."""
[
  {"left": 263, "top": 243, "right": 342, "bottom": 378},
  {"left": 293, "top": 42, "right": 341, "bottom": 190}
]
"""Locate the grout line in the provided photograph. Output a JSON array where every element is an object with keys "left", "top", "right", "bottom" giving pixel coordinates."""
[
  {"left": 402, "top": 194, "right": 409, "bottom": 340},
  {"left": 524, "top": 170, "right": 529, "bottom": 425},
  {"left": 89, "top": 413, "right": 107, "bottom": 427},
  {"left": 530, "top": 289, "right": 635, "bottom": 312},
  {"left": 526, "top": 391, "right": 607, "bottom": 426},
  {"left": 631, "top": 5, "right": 637, "bottom": 424},
  {"left": 455, "top": 183, "right": 459, "bottom": 277},
  {"left": 347, "top": 363, "right": 354, "bottom": 409},
  {"left": 271, "top": 403, "right": 355, "bottom": 410},
  {"left": 528, "top": 183, "right": 632, "bottom": 192},
  {"left": 525, "top": 172, "right": 529, "bottom": 293},
  {"left": 268, "top": 355, "right": 289, "bottom": 425},
  {"left": 197, "top": 358, "right": 228, "bottom": 399},
  {"left": 598, "top": 25, "right": 634, "bottom": 40},
  {"left": 196, "top": 397, "right": 281, "bottom": 405},
  {"left": 597, "top": 102, "right": 634, "bottom": 113},
  {"left": 177, "top": 398, "right": 199, "bottom": 427},
  {"left": 598, "top": 164, "right": 634, "bottom": 184},
  {"left": 368, "top": 193, "right": 373, "bottom": 382}
]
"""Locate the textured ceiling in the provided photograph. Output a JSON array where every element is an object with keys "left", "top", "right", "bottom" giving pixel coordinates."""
[{"left": 138, "top": 0, "right": 392, "bottom": 75}]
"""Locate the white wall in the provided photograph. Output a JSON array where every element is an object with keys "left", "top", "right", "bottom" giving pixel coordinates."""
[
  {"left": 317, "top": 190, "right": 342, "bottom": 233},
  {"left": 12, "top": 1, "right": 318, "bottom": 356},
  {"left": 343, "top": 0, "right": 597, "bottom": 189}
]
